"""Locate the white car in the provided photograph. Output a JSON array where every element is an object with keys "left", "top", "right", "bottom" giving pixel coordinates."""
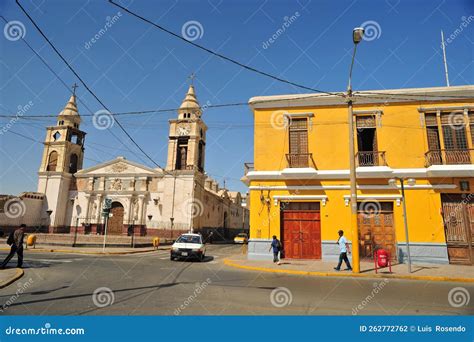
[{"left": 170, "top": 233, "right": 206, "bottom": 261}]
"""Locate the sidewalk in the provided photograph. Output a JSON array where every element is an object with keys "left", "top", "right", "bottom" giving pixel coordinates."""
[
  {"left": 0, "top": 268, "right": 24, "bottom": 288},
  {"left": 0, "top": 245, "right": 169, "bottom": 255},
  {"left": 224, "top": 255, "right": 474, "bottom": 282}
]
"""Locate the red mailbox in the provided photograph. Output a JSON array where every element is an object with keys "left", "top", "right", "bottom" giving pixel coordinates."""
[
  {"left": 374, "top": 248, "right": 392, "bottom": 274},
  {"left": 376, "top": 249, "right": 389, "bottom": 267}
]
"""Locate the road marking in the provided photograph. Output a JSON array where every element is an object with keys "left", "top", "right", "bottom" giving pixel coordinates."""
[{"left": 29, "top": 259, "right": 78, "bottom": 263}]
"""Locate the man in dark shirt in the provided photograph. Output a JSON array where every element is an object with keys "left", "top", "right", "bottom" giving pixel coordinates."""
[
  {"left": 269, "top": 235, "right": 282, "bottom": 265},
  {"left": 1, "top": 224, "right": 25, "bottom": 269}
]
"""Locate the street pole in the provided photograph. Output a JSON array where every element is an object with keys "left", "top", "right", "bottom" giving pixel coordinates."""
[
  {"left": 73, "top": 216, "right": 79, "bottom": 247},
  {"left": 400, "top": 179, "right": 412, "bottom": 273},
  {"left": 102, "top": 214, "right": 109, "bottom": 252},
  {"left": 347, "top": 42, "right": 360, "bottom": 273}
]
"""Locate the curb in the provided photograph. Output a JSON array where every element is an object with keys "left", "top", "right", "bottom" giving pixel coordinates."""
[
  {"left": 0, "top": 247, "right": 168, "bottom": 255},
  {"left": 223, "top": 259, "right": 474, "bottom": 283},
  {"left": 0, "top": 268, "right": 24, "bottom": 289}
]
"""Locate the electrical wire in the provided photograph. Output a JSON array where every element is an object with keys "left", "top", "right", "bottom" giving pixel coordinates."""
[
  {"left": 16, "top": 0, "right": 162, "bottom": 168},
  {"left": 0, "top": 14, "right": 151, "bottom": 166},
  {"left": 108, "top": 0, "right": 343, "bottom": 97}
]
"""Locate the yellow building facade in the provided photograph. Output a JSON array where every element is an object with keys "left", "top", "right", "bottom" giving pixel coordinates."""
[{"left": 244, "top": 85, "right": 474, "bottom": 265}]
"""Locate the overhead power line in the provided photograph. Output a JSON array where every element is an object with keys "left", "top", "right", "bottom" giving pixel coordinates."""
[
  {"left": 354, "top": 90, "right": 474, "bottom": 100},
  {"left": 0, "top": 15, "right": 151, "bottom": 166},
  {"left": 3, "top": 90, "right": 472, "bottom": 119},
  {"left": 108, "top": 1, "right": 474, "bottom": 101},
  {"left": 4, "top": 129, "right": 102, "bottom": 164},
  {"left": 108, "top": 0, "right": 343, "bottom": 97},
  {"left": 16, "top": 0, "right": 161, "bottom": 168}
]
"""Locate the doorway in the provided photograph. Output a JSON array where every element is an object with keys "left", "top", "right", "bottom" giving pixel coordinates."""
[
  {"left": 108, "top": 201, "right": 124, "bottom": 235},
  {"left": 281, "top": 202, "right": 321, "bottom": 259},
  {"left": 357, "top": 202, "right": 396, "bottom": 259},
  {"left": 441, "top": 194, "right": 473, "bottom": 265}
]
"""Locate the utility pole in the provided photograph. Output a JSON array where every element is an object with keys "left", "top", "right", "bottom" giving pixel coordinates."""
[{"left": 347, "top": 28, "right": 365, "bottom": 273}]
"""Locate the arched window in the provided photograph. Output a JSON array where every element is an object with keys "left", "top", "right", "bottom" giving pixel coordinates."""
[
  {"left": 47, "top": 151, "right": 58, "bottom": 171},
  {"left": 69, "top": 153, "right": 78, "bottom": 173}
]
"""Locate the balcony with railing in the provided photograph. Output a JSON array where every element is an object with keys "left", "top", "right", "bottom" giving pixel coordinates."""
[
  {"left": 425, "top": 149, "right": 473, "bottom": 166},
  {"left": 285, "top": 153, "right": 316, "bottom": 168},
  {"left": 355, "top": 151, "right": 387, "bottom": 167}
]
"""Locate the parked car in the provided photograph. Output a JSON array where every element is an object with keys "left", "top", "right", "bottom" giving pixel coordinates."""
[
  {"left": 234, "top": 233, "right": 248, "bottom": 244},
  {"left": 170, "top": 233, "right": 206, "bottom": 261}
]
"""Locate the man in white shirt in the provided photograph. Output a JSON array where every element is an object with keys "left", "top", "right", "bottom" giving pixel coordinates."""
[{"left": 334, "top": 229, "right": 352, "bottom": 271}]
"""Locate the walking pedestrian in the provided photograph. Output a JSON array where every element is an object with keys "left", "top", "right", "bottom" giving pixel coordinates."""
[
  {"left": 269, "top": 235, "right": 282, "bottom": 265},
  {"left": 1, "top": 224, "right": 25, "bottom": 269},
  {"left": 334, "top": 229, "right": 352, "bottom": 271}
]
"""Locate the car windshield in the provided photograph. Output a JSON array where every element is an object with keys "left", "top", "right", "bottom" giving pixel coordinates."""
[{"left": 176, "top": 235, "right": 202, "bottom": 244}]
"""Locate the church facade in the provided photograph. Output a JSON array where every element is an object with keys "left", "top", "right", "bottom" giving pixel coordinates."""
[{"left": 1, "top": 85, "right": 248, "bottom": 238}]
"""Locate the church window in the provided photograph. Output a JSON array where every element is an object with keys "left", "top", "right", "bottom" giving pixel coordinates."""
[
  {"left": 53, "top": 131, "right": 61, "bottom": 141},
  {"left": 58, "top": 120, "right": 64, "bottom": 126},
  {"left": 47, "top": 151, "right": 58, "bottom": 171},
  {"left": 70, "top": 133, "right": 82, "bottom": 145},
  {"left": 198, "top": 140, "right": 204, "bottom": 172},
  {"left": 69, "top": 154, "right": 78, "bottom": 173},
  {"left": 176, "top": 138, "right": 188, "bottom": 170}
]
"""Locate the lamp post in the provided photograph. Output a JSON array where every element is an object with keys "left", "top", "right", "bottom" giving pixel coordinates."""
[
  {"left": 389, "top": 177, "right": 416, "bottom": 273},
  {"left": 347, "top": 27, "right": 364, "bottom": 273}
]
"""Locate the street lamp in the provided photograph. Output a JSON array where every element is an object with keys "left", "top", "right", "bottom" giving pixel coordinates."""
[
  {"left": 347, "top": 27, "right": 364, "bottom": 273},
  {"left": 389, "top": 177, "right": 415, "bottom": 273}
]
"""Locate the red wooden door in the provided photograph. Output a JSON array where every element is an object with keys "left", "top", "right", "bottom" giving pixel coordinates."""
[{"left": 281, "top": 202, "right": 321, "bottom": 259}]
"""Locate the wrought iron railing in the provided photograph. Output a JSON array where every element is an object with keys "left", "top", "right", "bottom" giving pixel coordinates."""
[
  {"left": 356, "top": 151, "right": 387, "bottom": 166},
  {"left": 425, "top": 149, "right": 472, "bottom": 166},
  {"left": 285, "top": 153, "right": 316, "bottom": 168}
]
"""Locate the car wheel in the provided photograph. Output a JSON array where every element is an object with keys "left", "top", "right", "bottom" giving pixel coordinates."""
[
  {"left": 200, "top": 254, "right": 205, "bottom": 262},
  {"left": 170, "top": 255, "right": 174, "bottom": 261}
]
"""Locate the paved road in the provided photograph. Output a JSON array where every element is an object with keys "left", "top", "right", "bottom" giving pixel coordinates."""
[{"left": 0, "top": 245, "right": 472, "bottom": 315}]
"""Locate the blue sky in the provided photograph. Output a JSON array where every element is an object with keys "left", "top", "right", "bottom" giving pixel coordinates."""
[{"left": 0, "top": 0, "right": 473, "bottom": 195}]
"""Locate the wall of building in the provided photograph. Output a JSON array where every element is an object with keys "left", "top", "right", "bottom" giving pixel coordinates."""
[
  {"left": 0, "top": 193, "right": 46, "bottom": 233},
  {"left": 248, "top": 95, "right": 474, "bottom": 263}
]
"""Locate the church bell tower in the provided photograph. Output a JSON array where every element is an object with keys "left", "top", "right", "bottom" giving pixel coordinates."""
[
  {"left": 166, "top": 82, "right": 207, "bottom": 173},
  {"left": 37, "top": 86, "right": 86, "bottom": 231}
]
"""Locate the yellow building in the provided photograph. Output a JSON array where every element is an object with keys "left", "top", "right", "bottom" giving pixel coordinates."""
[{"left": 243, "top": 85, "right": 474, "bottom": 265}]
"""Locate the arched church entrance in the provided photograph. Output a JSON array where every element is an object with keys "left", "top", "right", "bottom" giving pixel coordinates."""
[{"left": 108, "top": 201, "right": 124, "bottom": 235}]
